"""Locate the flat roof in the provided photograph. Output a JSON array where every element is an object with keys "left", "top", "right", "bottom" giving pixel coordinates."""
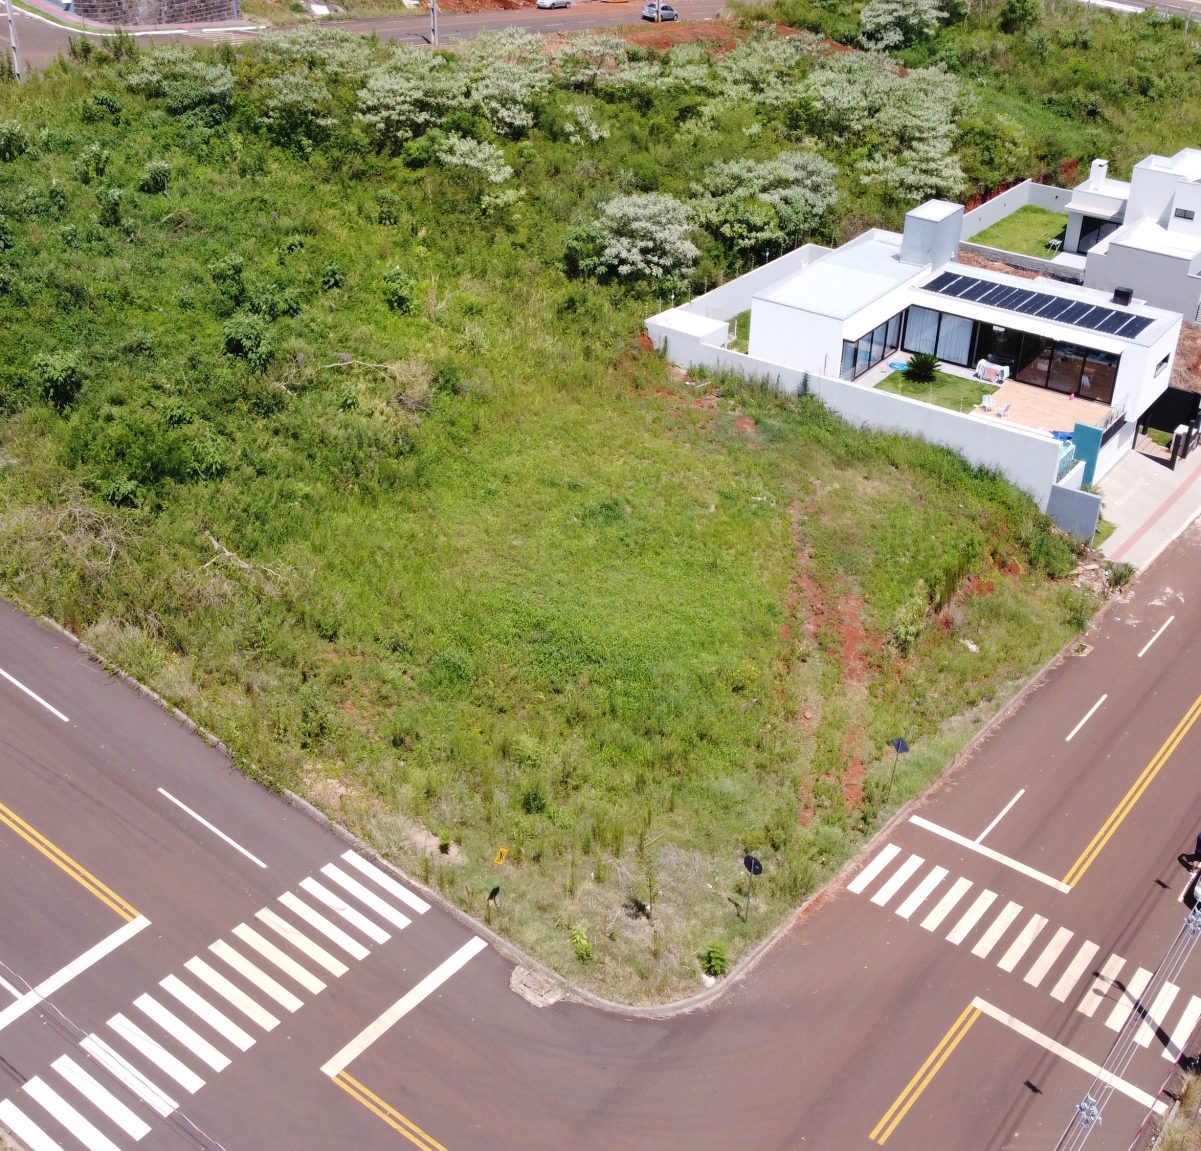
[
  {"left": 912, "top": 264, "right": 1177, "bottom": 351},
  {"left": 1139, "top": 149, "right": 1201, "bottom": 182},
  {"left": 1110, "top": 217, "right": 1201, "bottom": 260},
  {"left": 756, "top": 233, "right": 923, "bottom": 320}
]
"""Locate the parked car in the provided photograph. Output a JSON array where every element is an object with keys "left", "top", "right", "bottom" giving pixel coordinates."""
[
  {"left": 536, "top": 0, "right": 571, "bottom": 8},
  {"left": 641, "top": 1, "right": 679, "bottom": 17}
]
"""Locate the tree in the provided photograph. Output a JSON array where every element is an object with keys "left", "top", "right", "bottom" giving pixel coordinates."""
[
  {"left": 567, "top": 193, "right": 698, "bottom": 288},
  {"left": 859, "top": 0, "right": 946, "bottom": 49},
  {"left": 999, "top": 0, "right": 1040, "bottom": 33}
]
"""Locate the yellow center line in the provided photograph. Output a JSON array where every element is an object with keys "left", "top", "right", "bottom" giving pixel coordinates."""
[
  {"left": 332, "top": 1071, "right": 450, "bottom": 1151},
  {"left": 869, "top": 1003, "right": 980, "bottom": 1145},
  {"left": 0, "top": 799, "right": 138, "bottom": 921},
  {"left": 1062, "top": 690, "right": 1201, "bottom": 888}
]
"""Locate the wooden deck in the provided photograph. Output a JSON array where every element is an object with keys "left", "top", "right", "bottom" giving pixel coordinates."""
[{"left": 973, "top": 379, "right": 1110, "bottom": 435}]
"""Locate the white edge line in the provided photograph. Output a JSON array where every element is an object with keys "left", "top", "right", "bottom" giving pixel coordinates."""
[
  {"left": 158, "top": 789, "right": 267, "bottom": 869},
  {"left": 972, "top": 997, "right": 1167, "bottom": 1114},
  {"left": 0, "top": 916, "right": 150, "bottom": 1032},
  {"left": 1137, "top": 615, "right": 1174, "bottom": 659},
  {"left": 321, "top": 937, "right": 487, "bottom": 1077},
  {"left": 910, "top": 815, "right": 1071, "bottom": 893},
  {"left": 0, "top": 665, "right": 70, "bottom": 722},
  {"left": 1065, "top": 693, "right": 1108, "bottom": 742},
  {"left": 976, "top": 789, "right": 1025, "bottom": 844}
]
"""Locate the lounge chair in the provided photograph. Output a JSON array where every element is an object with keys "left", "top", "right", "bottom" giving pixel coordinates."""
[
  {"left": 980, "top": 394, "right": 994, "bottom": 413},
  {"left": 995, "top": 403, "right": 1011, "bottom": 419}
]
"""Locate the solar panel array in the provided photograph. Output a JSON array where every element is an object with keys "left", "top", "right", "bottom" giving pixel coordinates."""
[{"left": 922, "top": 271, "right": 1154, "bottom": 340}]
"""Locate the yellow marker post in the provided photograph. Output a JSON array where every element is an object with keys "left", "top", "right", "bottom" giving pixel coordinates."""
[{"left": 494, "top": 846, "right": 508, "bottom": 866}]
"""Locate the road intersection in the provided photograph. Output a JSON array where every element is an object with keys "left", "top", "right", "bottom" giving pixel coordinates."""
[{"left": 3, "top": 524, "right": 1201, "bottom": 1150}]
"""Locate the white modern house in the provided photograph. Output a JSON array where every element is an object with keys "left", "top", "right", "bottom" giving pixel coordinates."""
[
  {"left": 1064, "top": 151, "right": 1201, "bottom": 322},
  {"left": 647, "top": 199, "right": 1183, "bottom": 536}
]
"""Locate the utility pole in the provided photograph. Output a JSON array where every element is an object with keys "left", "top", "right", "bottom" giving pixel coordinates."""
[
  {"left": 429, "top": 0, "right": 437, "bottom": 45},
  {"left": 4, "top": 0, "right": 21, "bottom": 83}
]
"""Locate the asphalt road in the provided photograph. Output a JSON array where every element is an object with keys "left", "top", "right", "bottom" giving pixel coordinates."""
[{"left": 5, "top": 521, "right": 1201, "bottom": 1151}]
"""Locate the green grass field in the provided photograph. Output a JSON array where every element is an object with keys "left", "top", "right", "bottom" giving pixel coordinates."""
[{"left": 877, "top": 369, "right": 997, "bottom": 414}]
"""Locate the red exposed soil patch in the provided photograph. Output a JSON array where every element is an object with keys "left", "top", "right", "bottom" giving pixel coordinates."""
[
  {"left": 734, "top": 414, "right": 756, "bottom": 434},
  {"left": 1172, "top": 323, "right": 1201, "bottom": 392}
]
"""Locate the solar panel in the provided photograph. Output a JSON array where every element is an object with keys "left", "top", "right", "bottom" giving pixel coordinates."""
[
  {"left": 1117, "top": 315, "right": 1153, "bottom": 338},
  {"left": 919, "top": 269, "right": 1155, "bottom": 341},
  {"left": 960, "top": 280, "right": 993, "bottom": 302},
  {"left": 925, "top": 271, "right": 959, "bottom": 293}
]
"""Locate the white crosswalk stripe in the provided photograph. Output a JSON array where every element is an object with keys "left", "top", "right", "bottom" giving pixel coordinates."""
[
  {"left": 1024, "top": 925, "right": 1073, "bottom": 988},
  {"left": 209, "top": 940, "right": 304, "bottom": 1012},
  {"left": 971, "top": 900, "right": 1022, "bottom": 959},
  {"left": 321, "top": 863, "right": 413, "bottom": 930},
  {"left": 1079, "top": 954, "right": 1125, "bottom": 1018},
  {"left": 79, "top": 1034, "right": 177, "bottom": 1118},
  {"left": 896, "top": 866, "right": 947, "bottom": 920},
  {"left": 921, "top": 876, "right": 972, "bottom": 932},
  {"left": 279, "top": 891, "right": 371, "bottom": 959},
  {"left": 232, "top": 923, "right": 326, "bottom": 994},
  {"left": 160, "top": 974, "right": 255, "bottom": 1052},
  {"left": 108, "top": 1014, "right": 205, "bottom": 1093},
  {"left": 1052, "top": 940, "right": 1100, "bottom": 1002},
  {"left": 997, "top": 914, "right": 1047, "bottom": 973},
  {"left": 51, "top": 1054, "right": 151, "bottom": 1140},
  {"left": 22, "top": 1076, "right": 123, "bottom": 1151},
  {"left": 184, "top": 957, "right": 280, "bottom": 1031},
  {"left": 256, "top": 907, "right": 348, "bottom": 976},
  {"left": 0, "top": 1099, "right": 66, "bottom": 1151},
  {"left": 871, "top": 854, "right": 924, "bottom": 907},
  {"left": 135, "top": 994, "right": 231, "bottom": 1071},
  {"left": 1105, "top": 967, "right": 1153, "bottom": 1031},
  {"left": 300, "top": 877, "right": 390, "bottom": 944},
  {"left": 947, "top": 890, "right": 998, "bottom": 946},
  {"left": 848, "top": 844, "right": 901, "bottom": 894},
  {"left": 1135, "top": 983, "right": 1180, "bottom": 1048},
  {"left": 341, "top": 850, "right": 431, "bottom": 914},
  {"left": 1166, "top": 995, "right": 1201, "bottom": 1061}
]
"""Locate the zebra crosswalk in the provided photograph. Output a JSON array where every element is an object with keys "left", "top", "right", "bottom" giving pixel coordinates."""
[
  {"left": 0, "top": 850, "right": 442, "bottom": 1151},
  {"left": 849, "top": 843, "right": 1201, "bottom": 1062}
]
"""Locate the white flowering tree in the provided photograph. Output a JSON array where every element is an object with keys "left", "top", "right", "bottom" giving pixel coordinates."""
[
  {"left": 558, "top": 34, "right": 630, "bottom": 91},
  {"left": 568, "top": 193, "right": 699, "bottom": 288},
  {"left": 123, "top": 47, "right": 234, "bottom": 118},
  {"left": 356, "top": 50, "right": 470, "bottom": 152},
  {"left": 258, "top": 27, "right": 373, "bottom": 83},
  {"left": 260, "top": 74, "right": 336, "bottom": 149},
  {"left": 458, "top": 30, "right": 553, "bottom": 139},
  {"left": 693, "top": 151, "right": 839, "bottom": 254},
  {"left": 435, "top": 133, "right": 514, "bottom": 186},
  {"left": 859, "top": 0, "right": 946, "bottom": 49}
]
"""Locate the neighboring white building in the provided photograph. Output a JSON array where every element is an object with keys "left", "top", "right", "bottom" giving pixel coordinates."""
[
  {"left": 1065, "top": 151, "right": 1201, "bottom": 321},
  {"left": 743, "top": 200, "right": 1179, "bottom": 426},
  {"left": 646, "top": 200, "right": 1183, "bottom": 531}
]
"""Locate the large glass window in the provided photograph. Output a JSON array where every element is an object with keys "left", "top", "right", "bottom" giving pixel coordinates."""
[
  {"left": 1080, "top": 351, "right": 1118, "bottom": 404},
  {"left": 1014, "top": 334, "right": 1053, "bottom": 385},
  {"left": 1047, "top": 344, "right": 1087, "bottom": 394},
  {"left": 839, "top": 312, "right": 904, "bottom": 380},
  {"left": 904, "top": 307, "right": 939, "bottom": 355},
  {"left": 840, "top": 340, "right": 857, "bottom": 380},
  {"left": 935, "top": 314, "right": 973, "bottom": 366},
  {"left": 1078, "top": 216, "right": 1120, "bottom": 253},
  {"left": 887, "top": 313, "right": 902, "bottom": 351}
]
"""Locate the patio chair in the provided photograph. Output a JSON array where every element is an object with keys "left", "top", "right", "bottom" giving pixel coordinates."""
[
  {"left": 995, "top": 403, "right": 1011, "bottom": 419},
  {"left": 979, "top": 394, "right": 994, "bottom": 412}
]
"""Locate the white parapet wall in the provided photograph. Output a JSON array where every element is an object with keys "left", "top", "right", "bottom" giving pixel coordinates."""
[{"left": 645, "top": 319, "right": 1063, "bottom": 511}]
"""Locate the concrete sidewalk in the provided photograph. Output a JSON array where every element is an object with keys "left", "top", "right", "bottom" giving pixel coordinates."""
[{"left": 1098, "top": 440, "right": 1201, "bottom": 570}]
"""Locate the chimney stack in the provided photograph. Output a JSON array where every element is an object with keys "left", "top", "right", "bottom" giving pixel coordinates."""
[{"left": 1090, "top": 159, "right": 1109, "bottom": 189}]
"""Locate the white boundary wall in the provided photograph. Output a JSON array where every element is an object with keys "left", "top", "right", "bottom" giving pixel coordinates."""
[
  {"left": 961, "top": 181, "right": 1075, "bottom": 239},
  {"left": 676, "top": 245, "right": 830, "bottom": 320},
  {"left": 646, "top": 323, "right": 1061, "bottom": 509}
]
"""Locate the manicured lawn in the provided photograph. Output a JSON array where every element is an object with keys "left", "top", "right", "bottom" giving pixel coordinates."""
[
  {"left": 878, "top": 369, "right": 997, "bottom": 414},
  {"left": 971, "top": 207, "right": 1069, "bottom": 259},
  {"left": 729, "top": 310, "right": 751, "bottom": 353}
]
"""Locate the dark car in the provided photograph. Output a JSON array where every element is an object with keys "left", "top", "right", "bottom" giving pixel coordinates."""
[{"left": 641, "top": 2, "right": 679, "bottom": 17}]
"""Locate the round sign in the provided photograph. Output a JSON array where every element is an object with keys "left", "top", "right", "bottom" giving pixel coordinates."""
[{"left": 744, "top": 854, "right": 763, "bottom": 876}]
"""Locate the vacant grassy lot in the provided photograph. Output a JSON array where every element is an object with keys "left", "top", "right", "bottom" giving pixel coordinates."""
[
  {"left": 971, "top": 206, "right": 1069, "bottom": 259},
  {"left": 0, "top": 32, "right": 1096, "bottom": 1000}
]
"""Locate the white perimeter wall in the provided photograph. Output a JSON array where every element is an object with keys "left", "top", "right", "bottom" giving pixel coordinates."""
[
  {"left": 679, "top": 244, "right": 831, "bottom": 321},
  {"left": 747, "top": 301, "right": 844, "bottom": 377},
  {"left": 646, "top": 325, "right": 1061, "bottom": 509},
  {"left": 961, "top": 181, "right": 1075, "bottom": 239}
]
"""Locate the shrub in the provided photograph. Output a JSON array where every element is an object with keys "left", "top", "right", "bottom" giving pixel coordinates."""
[
  {"left": 82, "top": 91, "right": 124, "bottom": 123},
  {"left": 33, "top": 351, "right": 84, "bottom": 409},
  {"left": 906, "top": 352, "right": 940, "bottom": 383},
  {"left": 74, "top": 143, "right": 110, "bottom": 185},
  {"left": 138, "top": 160, "right": 171, "bottom": 195},
  {"left": 382, "top": 266, "right": 415, "bottom": 313},
  {"left": 860, "top": 0, "right": 946, "bottom": 48},
  {"left": 96, "top": 186, "right": 123, "bottom": 228},
  {"left": 889, "top": 579, "right": 930, "bottom": 654},
  {"left": 260, "top": 74, "right": 336, "bottom": 150},
  {"left": 321, "top": 261, "right": 344, "bottom": 291},
  {"left": 700, "top": 941, "right": 729, "bottom": 977},
  {"left": 0, "top": 121, "right": 30, "bottom": 162},
  {"left": 209, "top": 252, "right": 245, "bottom": 304},
  {"left": 1105, "top": 561, "right": 1135, "bottom": 589},
  {"left": 1026, "top": 523, "right": 1076, "bottom": 578},
  {"left": 0, "top": 214, "right": 12, "bottom": 252},
  {"left": 569, "top": 923, "right": 595, "bottom": 963},
  {"left": 1000, "top": 0, "right": 1040, "bottom": 33},
  {"left": 567, "top": 193, "right": 699, "bottom": 288},
  {"left": 222, "top": 313, "right": 273, "bottom": 371}
]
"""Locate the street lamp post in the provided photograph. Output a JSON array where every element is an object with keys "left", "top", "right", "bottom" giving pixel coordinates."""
[{"left": 429, "top": 0, "right": 438, "bottom": 45}]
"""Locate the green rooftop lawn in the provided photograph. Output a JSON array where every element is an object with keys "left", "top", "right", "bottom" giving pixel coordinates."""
[
  {"left": 877, "top": 369, "right": 998, "bottom": 414},
  {"left": 970, "top": 206, "right": 1069, "bottom": 260}
]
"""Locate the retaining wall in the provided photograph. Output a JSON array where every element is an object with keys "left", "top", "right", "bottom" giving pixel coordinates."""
[{"left": 71, "top": 0, "right": 236, "bottom": 24}]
